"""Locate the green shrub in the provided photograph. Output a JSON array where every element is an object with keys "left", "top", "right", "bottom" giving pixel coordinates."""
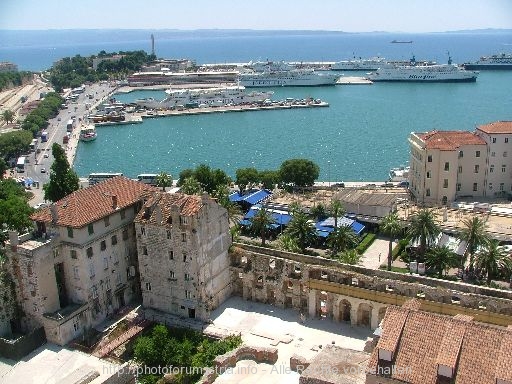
[{"left": 355, "top": 233, "right": 376, "bottom": 254}]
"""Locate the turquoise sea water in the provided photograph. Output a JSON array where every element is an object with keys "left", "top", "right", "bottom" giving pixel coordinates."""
[{"left": 73, "top": 70, "right": 512, "bottom": 181}]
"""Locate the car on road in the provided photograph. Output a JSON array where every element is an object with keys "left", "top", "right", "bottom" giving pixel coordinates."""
[
  {"left": 57, "top": 117, "right": 61, "bottom": 121},
  {"left": 33, "top": 203, "right": 48, "bottom": 210},
  {"left": 43, "top": 153, "right": 49, "bottom": 158},
  {"left": 40, "top": 167, "right": 46, "bottom": 173}
]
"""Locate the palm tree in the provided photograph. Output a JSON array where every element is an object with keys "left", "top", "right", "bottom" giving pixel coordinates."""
[
  {"left": 311, "top": 203, "right": 327, "bottom": 221},
  {"left": 337, "top": 249, "right": 363, "bottom": 265},
  {"left": 1, "top": 110, "right": 15, "bottom": 125},
  {"left": 285, "top": 210, "right": 317, "bottom": 253},
  {"left": 330, "top": 199, "right": 345, "bottom": 228},
  {"left": 250, "top": 208, "right": 275, "bottom": 246},
  {"left": 380, "top": 212, "right": 402, "bottom": 271},
  {"left": 155, "top": 172, "right": 172, "bottom": 191},
  {"left": 425, "top": 245, "right": 459, "bottom": 278},
  {"left": 474, "top": 239, "right": 512, "bottom": 285},
  {"left": 459, "top": 216, "right": 489, "bottom": 274},
  {"left": 180, "top": 177, "right": 202, "bottom": 195},
  {"left": 327, "top": 225, "right": 358, "bottom": 255},
  {"left": 407, "top": 208, "right": 440, "bottom": 261}
]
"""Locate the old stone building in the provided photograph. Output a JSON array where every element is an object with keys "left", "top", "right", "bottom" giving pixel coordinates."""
[
  {"left": 4, "top": 177, "right": 156, "bottom": 345},
  {"left": 135, "top": 191, "right": 231, "bottom": 322}
]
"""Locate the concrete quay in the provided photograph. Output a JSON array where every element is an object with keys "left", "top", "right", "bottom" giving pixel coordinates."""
[{"left": 336, "top": 76, "right": 373, "bottom": 85}]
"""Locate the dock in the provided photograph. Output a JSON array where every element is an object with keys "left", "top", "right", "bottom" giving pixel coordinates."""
[{"left": 336, "top": 76, "right": 373, "bottom": 85}]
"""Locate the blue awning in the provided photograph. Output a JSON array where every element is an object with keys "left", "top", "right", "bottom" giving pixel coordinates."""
[
  {"left": 317, "top": 231, "right": 330, "bottom": 238},
  {"left": 229, "top": 192, "right": 244, "bottom": 202},
  {"left": 315, "top": 217, "right": 365, "bottom": 236},
  {"left": 351, "top": 221, "right": 365, "bottom": 235},
  {"left": 244, "top": 189, "right": 272, "bottom": 205}
]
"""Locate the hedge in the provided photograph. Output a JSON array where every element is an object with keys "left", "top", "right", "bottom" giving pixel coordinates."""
[{"left": 355, "top": 233, "right": 376, "bottom": 254}]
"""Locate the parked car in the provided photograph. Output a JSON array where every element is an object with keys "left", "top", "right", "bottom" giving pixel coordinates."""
[
  {"left": 40, "top": 167, "right": 46, "bottom": 173},
  {"left": 33, "top": 203, "right": 47, "bottom": 210}
]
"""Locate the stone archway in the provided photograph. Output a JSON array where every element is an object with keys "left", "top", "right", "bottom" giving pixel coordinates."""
[
  {"left": 357, "top": 303, "right": 373, "bottom": 327},
  {"left": 339, "top": 300, "right": 352, "bottom": 322}
]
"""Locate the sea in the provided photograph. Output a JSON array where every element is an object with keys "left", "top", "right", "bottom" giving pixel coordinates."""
[{"left": 1, "top": 29, "right": 512, "bottom": 181}]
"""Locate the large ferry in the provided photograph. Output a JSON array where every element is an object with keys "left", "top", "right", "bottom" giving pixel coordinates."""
[
  {"left": 463, "top": 53, "right": 512, "bottom": 70},
  {"left": 239, "top": 67, "right": 339, "bottom": 87},
  {"left": 136, "top": 86, "right": 274, "bottom": 109},
  {"left": 331, "top": 57, "right": 387, "bottom": 71},
  {"left": 367, "top": 57, "right": 478, "bottom": 83}
]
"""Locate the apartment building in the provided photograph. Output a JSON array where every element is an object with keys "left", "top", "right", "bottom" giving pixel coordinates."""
[
  {"left": 5, "top": 177, "right": 156, "bottom": 345},
  {"left": 409, "top": 130, "right": 487, "bottom": 204},
  {"left": 134, "top": 191, "right": 231, "bottom": 322},
  {"left": 475, "top": 121, "right": 512, "bottom": 198}
]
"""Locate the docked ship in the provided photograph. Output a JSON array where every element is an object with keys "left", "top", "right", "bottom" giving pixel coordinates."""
[
  {"left": 331, "top": 57, "right": 387, "bottom": 71},
  {"left": 79, "top": 125, "right": 97, "bottom": 142},
  {"left": 239, "top": 64, "right": 339, "bottom": 87},
  {"left": 136, "top": 86, "right": 274, "bottom": 109},
  {"left": 367, "top": 57, "right": 478, "bottom": 82},
  {"left": 463, "top": 53, "right": 512, "bottom": 70}
]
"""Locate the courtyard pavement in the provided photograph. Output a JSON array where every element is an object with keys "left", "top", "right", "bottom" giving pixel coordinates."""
[{"left": 360, "top": 237, "right": 397, "bottom": 270}]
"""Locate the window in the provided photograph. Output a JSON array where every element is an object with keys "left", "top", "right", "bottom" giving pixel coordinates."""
[
  {"left": 169, "top": 250, "right": 174, "bottom": 260},
  {"left": 146, "top": 282, "right": 151, "bottom": 291},
  {"left": 120, "top": 209, "right": 126, "bottom": 219},
  {"left": 89, "top": 263, "right": 95, "bottom": 278},
  {"left": 122, "top": 229, "right": 129, "bottom": 240},
  {"left": 444, "top": 162, "right": 449, "bottom": 171},
  {"left": 73, "top": 317, "right": 80, "bottom": 333},
  {"left": 473, "top": 183, "right": 478, "bottom": 192},
  {"left": 491, "top": 151, "right": 496, "bottom": 157},
  {"left": 103, "top": 256, "right": 109, "bottom": 270},
  {"left": 456, "top": 183, "right": 461, "bottom": 191},
  {"left": 458, "top": 151, "right": 463, "bottom": 158},
  {"left": 181, "top": 233, "right": 187, "bottom": 242},
  {"left": 183, "top": 253, "right": 187, "bottom": 262},
  {"left": 474, "top": 165, "right": 479, "bottom": 173},
  {"left": 185, "top": 273, "right": 190, "bottom": 281},
  {"left": 185, "top": 290, "right": 191, "bottom": 299},
  {"left": 141, "top": 226, "right": 146, "bottom": 236},
  {"left": 111, "top": 235, "right": 117, "bottom": 245},
  {"left": 100, "top": 240, "right": 106, "bottom": 251},
  {"left": 88, "top": 223, "right": 94, "bottom": 235},
  {"left": 180, "top": 216, "right": 189, "bottom": 225},
  {"left": 489, "top": 182, "right": 493, "bottom": 190},
  {"left": 490, "top": 165, "right": 494, "bottom": 173},
  {"left": 506, "top": 137, "right": 509, "bottom": 143},
  {"left": 426, "top": 171, "right": 431, "bottom": 179},
  {"left": 476, "top": 150, "right": 481, "bottom": 158},
  {"left": 443, "top": 179, "right": 448, "bottom": 188},
  {"left": 504, "top": 151, "right": 508, "bottom": 157},
  {"left": 167, "top": 230, "right": 171, "bottom": 239},
  {"left": 142, "top": 246, "right": 148, "bottom": 255},
  {"left": 67, "top": 227, "right": 74, "bottom": 238},
  {"left": 70, "top": 250, "right": 77, "bottom": 259},
  {"left": 170, "top": 270, "right": 175, "bottom": 278},
  {"left": 458, "top": 166, "right": 462, "bottom": 174},
  {"left": 86, "top": 247, "right": 93, "bottom": 258},
  {"left": 500, "top": 183, "right": 505, "bottom": 191},
  {"left": 426, "top": 188, "right": 430, "bottom": 197},
  {"left": 503, "top": 164, "right": 507, "bottom": 173},
  {"left": 104, "top": 216, "right": 110, "bottom": 227},
  {"left": 427, "top": 155, "right": 432, "bottom": 162},
  {"left": 73, "top": 266, "right": 79, "bottom": 279},
  {"left": 492, "top": 137, "right": 496, "bottom": 143}
]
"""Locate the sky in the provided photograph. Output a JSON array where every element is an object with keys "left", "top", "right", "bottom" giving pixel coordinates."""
[{"left": 1, "top": 0, "right": 511, "bottom": 32}]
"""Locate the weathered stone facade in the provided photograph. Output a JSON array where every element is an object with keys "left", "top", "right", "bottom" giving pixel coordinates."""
[{"left": 135, "top": 192, "right": 232, "bottom": 322}]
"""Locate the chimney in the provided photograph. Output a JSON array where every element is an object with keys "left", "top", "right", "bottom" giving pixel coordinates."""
[
  {"left": 112, "top": 195, "right": 118, "bottom": 210},
  {"left": 50, "top": 204, "right": 59, "bottom": 224}
]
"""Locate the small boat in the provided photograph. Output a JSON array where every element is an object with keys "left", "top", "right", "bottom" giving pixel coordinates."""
[
  {"left": 391, "top": 40, "right": 413, "bottom": 44},
  {"left": 389, "top": 166, "right": 409, "bottom": 182},
  {"left": 79, "top": 125, "right": 97, "bottom": 142}
]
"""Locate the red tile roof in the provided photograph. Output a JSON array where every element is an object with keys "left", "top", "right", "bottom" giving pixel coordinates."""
[
  {"left": 134, "top": 191, "right": 205, "bottom": 224},
  {"left": 477, "top": 121, "right": 512, "bottom": 134},
  {"left": 418, "top": 130, "right": 486, "bottom": 150},
  {"left": 31, "top": 176, "right": 157, "bottom": 228},
  {"left": 368, "top": 302, "right": 512, "bottom": 384}
]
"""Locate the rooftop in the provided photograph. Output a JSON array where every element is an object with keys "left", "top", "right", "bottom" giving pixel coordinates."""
[
  {"left": 476, "top": 120, "right": 512, "bottom": 134},
  {"left": 31, "top": 176, "right": 157, "bottom": 228},
  {"left": 418, "top": 130, "right": 486, "bottom": 150},
  {"left": 134, "top": 191, "right": 205, "bottom": 224}
]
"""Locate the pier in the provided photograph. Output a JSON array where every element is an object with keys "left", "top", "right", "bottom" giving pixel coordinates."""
[{"left": 336, "top": 76, "right": 373, "bottom": 85}]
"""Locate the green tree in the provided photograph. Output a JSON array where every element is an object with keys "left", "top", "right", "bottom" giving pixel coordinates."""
[
  {"left": 285, "top": 210, "right": 317, "bottom": 253},
  {"left": 250, "top": 207, "right": 275, "bottom": 246},
  {"left": 426, "top": 245, "right": 460, "bottom": 278},
  {"left": 0, "top": 179, "right": 33, "bottom": 233},
  {"left": 0, "top": 130, "right": 33, "bottom": 160},
  {"left": 0, "top": 158, "right": 7, "bottom": 179},
  {"left": 259, "top": 169, "right": 279, "bottom": 190},
  {"left": 155, "top": 171, "right": 172, "bottom": 191},
  {"left": 278, "top": 233, "right": 301, "bottom": 253},
  {"left": 43, "top": 143, "right": 79, "bottom": 202},
  {"left": 330, "top": 199, "right": 345, "bottom": 228},
  {"left": 474, "top": 239, "right": 512, "bottom": 285},
  {"left": 279, "top": 158, "right": 319, "bottom": 188},
  {"left": 1, "top": 110, "right": 15, "bottom": 124},
  {"left": 311, "top": 203, "right": 327, "bottom": 221},
  {"left": 235, "top": 167, "right": 259, "bottom": 192},
  {"left": 327, "top": 225, "right": 358, "bottom": 255},
  {"left": 380, "top": 212, "right": 403, "bottom": 271},
  {"left": 177, "top": 168, "right": 194, "bottom": 186},
  {"left": 407, "top": 208, "right": 440, "bottom": 261},
  {"left": 337, "top": 249, "right": 363, "bottom": 265},
  {"left": 180, "top": 176, "right": 202, "bottom": 195},
  {"left": 459, "top": 216, "right": 489, "bottom": 274}
]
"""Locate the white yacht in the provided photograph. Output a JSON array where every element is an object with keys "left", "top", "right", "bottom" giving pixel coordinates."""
[{"left": 136, "top": 86, "right": 274, "bottom": 109}]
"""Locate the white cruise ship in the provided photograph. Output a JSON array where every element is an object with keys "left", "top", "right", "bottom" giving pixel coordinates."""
[
  {"left": 463, "top": 53, "right": 512, "bottom": 70},
  {"left": 239, "top": 68, "right": 339, "bottom": 87},
  {"left": 136, "top": 86, "right": 274, "bottom": 109},
  {"left": 367, "top": 58, "right": 478, "bottom": 83},
  {"left": 331, "top": 57, "right": 387, "bottom": 71}
]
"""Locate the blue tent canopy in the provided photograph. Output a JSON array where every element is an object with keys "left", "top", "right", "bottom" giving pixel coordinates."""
[{"left": 229, "top": 189, "right": 272, "bottom": 206}]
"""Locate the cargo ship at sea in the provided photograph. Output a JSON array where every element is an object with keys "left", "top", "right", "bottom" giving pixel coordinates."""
[
  {"left": 463, "top": 53, "right": 512, "bottom": 70},
  {"left": 136, "top": 85, "right": 274, "bottom": 109}
]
